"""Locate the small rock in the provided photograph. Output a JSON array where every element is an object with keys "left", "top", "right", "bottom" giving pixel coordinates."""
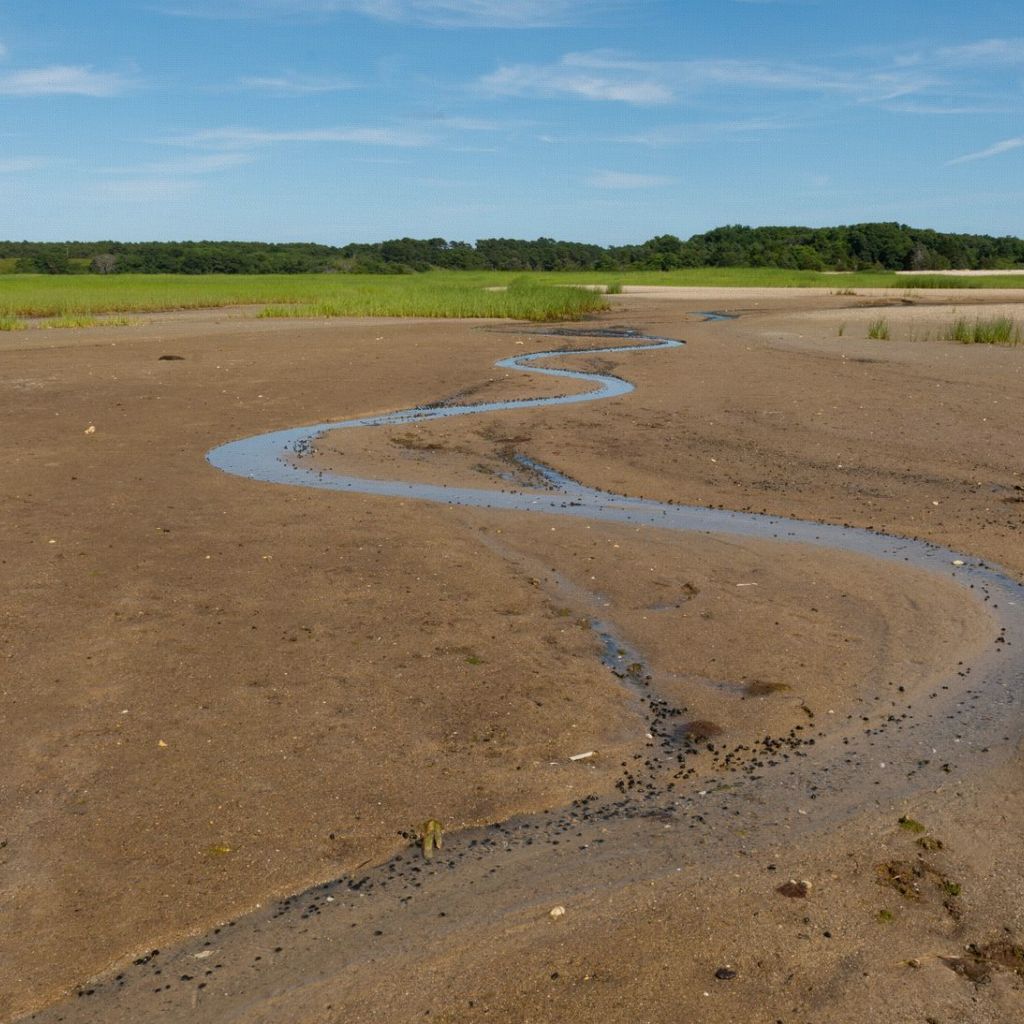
[
  {"left": 549, "top": 906, "right": 566, "bottom": 919},
  {"left": 84, "top": 425, "right": 96, "bottom": 435},
  {"left": 714, "top": 966, "right": 737, "bottom": 980}
]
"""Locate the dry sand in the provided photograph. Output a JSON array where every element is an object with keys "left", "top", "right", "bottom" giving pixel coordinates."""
[{"left": 2, "top": 290, "right": 1023, "bottom": 1022}]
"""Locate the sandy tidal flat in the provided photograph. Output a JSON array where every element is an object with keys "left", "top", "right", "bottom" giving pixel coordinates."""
[{"left": 3, "top": 290, "right": 1024, "bottom": 1023}]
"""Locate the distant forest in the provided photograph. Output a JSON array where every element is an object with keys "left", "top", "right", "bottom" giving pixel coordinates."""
[{"left": 3, "top": 223, "right": 1023, "bottom": 275}]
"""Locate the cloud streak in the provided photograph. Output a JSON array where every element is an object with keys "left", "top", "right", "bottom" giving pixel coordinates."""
[
  {"left": 166, "top": 125, "right": 434, "bottom": 148},
  {"left": 238, "top": 73, "right": 356, "bottom": 94},
  {"left": 0, "top": 64, "right": 131, "bottom": 96},
  {"left": 480, "top": 53, "right": 674, "bottom": 105},
  {"left": 947, "top": 137, "right": 1024, "bottom": 165},
  {"left": 161, "top": 0, "right": 603, "bottom": 27},
  {"left": 612, "top": 117, "right": 788, "bottom": 147},
  {"left": 479, "top": 51, "right": 937, "bottom": 106},
  {"left": 936, "top": 37, "right": 1024, "bottom": 66},
  {"left": 103, "top": 153, "right": 255, "bottom": 175}
]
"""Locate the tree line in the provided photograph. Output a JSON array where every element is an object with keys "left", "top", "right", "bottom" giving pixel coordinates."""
[{"left": 3, "top": 223, "right": 1023, "bottom": 275}]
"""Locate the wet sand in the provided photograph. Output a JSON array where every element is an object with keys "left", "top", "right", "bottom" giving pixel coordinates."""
[{"left": 3, "top": 290, "right": 1023, "bottom": 1022}]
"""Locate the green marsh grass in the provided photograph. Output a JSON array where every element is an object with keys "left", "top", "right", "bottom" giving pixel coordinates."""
[
  {"left": 2, "top": 268, "right": 1023, "bottom": 322},
  {"left": 259, "top": 277, "right": 608, "bottom": 322},
  {"left": 867, "top": 318, "right": 890, "bottom": 340},
  {"left": 41, "top": 315, "right": 104, "bottom": 329},
  {"left": 898, "top": 274, "right": 1024, "bottom": 289},
  {"left": 0, "top": 316, "right": 27, "bottom": 331},
  {"left": 943, "top": 316, "right": 1022, "bottom": 346},
  {"left": 0, "top": 272, "right": 606, "bottom": 322}
]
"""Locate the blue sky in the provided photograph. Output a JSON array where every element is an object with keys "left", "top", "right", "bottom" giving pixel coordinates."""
[{"left": 1, "top": 0, "right": 1022, "bottom": 244}]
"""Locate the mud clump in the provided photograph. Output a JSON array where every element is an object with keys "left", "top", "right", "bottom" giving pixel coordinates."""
[
  {"left": 776, "top": 879, "right": 812, "bottom": 899},
  {"left": 876, "top": 857, "right": 963, "bottom": 919},
  {"left": 942, "top": 940, "right": 1024, "bottom": 985}
]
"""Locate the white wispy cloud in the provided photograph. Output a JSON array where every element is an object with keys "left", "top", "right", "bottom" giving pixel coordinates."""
[
  {"left": 947, "top": 137, "right": 1024, "bottom": 165},
  {"left": 479, "top": 51, "right": 936, "bottom": 106},
  {"left": 936, "top": 37, "right": 1024, "bottom": 66},
  {"left": 103, "top": 153, "right": 255, "bottom": 175},
  {"left": 163, "top": 125, "right": 434, "bottom": 149},
  {"left": 160, "top": 0, "right": 603, "bottom": 27},
  {"left": 238, "top": 73, "right": 356, "bottom": 94},
  {"left": 481, "top": 53, "right": 674, "bottom": 105},
  {"left": 678, "top": 58, "right": 935, "bottom": 101},
  {"left": 883, "top": 101, "right": 1005, "bottom": 116},
  {"left": 587, "top": 170, "right": 675, "bottom": 189},
  {"left": 614, "top": 118, "right": 787, "bottom": 147},
  {"left": 426, "top": 115, "right": 505, "bottom": 131},
  {"left": 0, "top": 65, "right": 131, "bottom": 97}
]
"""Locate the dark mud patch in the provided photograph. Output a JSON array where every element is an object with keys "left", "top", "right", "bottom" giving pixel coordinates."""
[
  {"left": 675, "top": 719, "right": 725, "bottom": 743},
  {"left": 744, "top": 679, "right": 792, "bottom": 698},
  {"left": 876, "top": 857, "right": 963, "bottom": 919}
]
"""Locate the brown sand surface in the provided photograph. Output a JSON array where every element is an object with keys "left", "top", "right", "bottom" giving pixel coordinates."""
[{"left": 3, "top": 291, "right": 1023, "bottom": 1022}]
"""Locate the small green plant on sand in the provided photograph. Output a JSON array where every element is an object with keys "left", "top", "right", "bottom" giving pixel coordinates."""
[
  {"left": 877, "top": 908, "right": 894, "bottom": 924},
  {"left": 605, "top": 281, "right": 624, "bottom": 294},
  {"left": 944, "top": 316, "right": 1022, "bottom": 346},
  {"left": 898, "top": 815, "right": 926, "bottom": 833},
  {"left": 868, "top": 318, "right": 890, "bottom": 340}
]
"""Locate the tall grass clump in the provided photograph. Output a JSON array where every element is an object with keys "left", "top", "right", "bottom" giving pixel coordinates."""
[
  {"left": 867, "top": 318, "right": 890, "bottom": 340},
  {"left": 605, "top": 281, "right": 624, "bottom": 294},
  {"left": 261, "top": 276, "right": 607, "bottom": 322},
  {"left": 944, "top": 316, "right": 1022, "bottom": 345},
  {"left": 0, "top": 316, "right": 27, "bottom": 331}
]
